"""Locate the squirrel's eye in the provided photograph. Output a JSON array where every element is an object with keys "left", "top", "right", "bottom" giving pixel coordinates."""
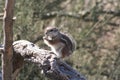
[{"left": 50, "top": 29, "right": 54, "bottom": 32}]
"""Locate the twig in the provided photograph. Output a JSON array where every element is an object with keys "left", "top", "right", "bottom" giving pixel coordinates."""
[
  {"left": 0, "top": 13, "right": 3, "bottom": 17},
  {"left": 0, "top": 47, "right": 4, "bottom": 53},
  {"left": 39, "top": 10, "right": 120, "bottom": 20}
]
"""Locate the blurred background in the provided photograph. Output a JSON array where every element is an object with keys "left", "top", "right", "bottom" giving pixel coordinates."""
[{"left": 0, "top": 0, "right": 120, "bottom": 80}]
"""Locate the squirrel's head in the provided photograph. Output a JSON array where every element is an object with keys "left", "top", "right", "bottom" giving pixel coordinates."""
[{"left": 43, "top": 26, "right": 60, "bottom": 41}]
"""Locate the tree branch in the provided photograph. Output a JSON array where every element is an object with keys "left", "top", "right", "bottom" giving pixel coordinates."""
[
  {"left": 12, "top": 40, "right": 86, "bottom": 80},
  {"left": 39, "top": 10, "right": 120, "bottom": 20}
]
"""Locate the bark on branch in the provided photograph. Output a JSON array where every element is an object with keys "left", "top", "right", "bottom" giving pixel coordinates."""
[{"left": 10, "top": 40, "right": 86, "bottom": 80}]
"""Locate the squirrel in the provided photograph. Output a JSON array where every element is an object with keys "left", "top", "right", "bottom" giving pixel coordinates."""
[{"left": 43, "top": 26, "right": 76, "bottom": 58}]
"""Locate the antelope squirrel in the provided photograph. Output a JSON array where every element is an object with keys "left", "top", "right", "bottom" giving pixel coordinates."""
[{"left": 43, "top": 26, "right": 76, "bottom": 58}]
